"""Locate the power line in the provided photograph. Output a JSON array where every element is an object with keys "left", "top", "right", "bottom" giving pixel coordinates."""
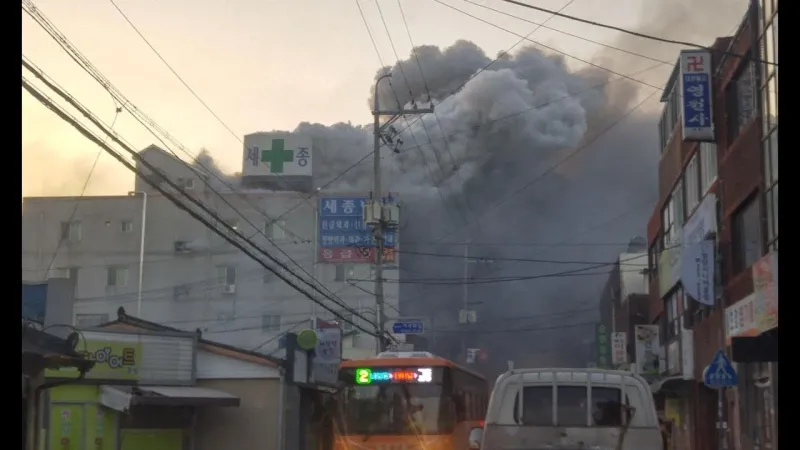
[
  {"left": 394, "top": 248, "right": 648, "bottom": 265},
  {"left": 456, "top": 0, "right": 670, "bottom": 65},
  {"left": 21, "top": 68, "right": 379, "bottom": 338},
  {"left": 501, "top": 0, "right": 777, "bottom": 66},
  {"left": 22, "top": 3, "right": 361, "bottom": 320},
  {"left": 352, "top": 267, "right": 646, "bottom": 285},
  {"left": 430, "top": 0, "right": 663, "bottom": 92},
  {"left": 434, "top": 319, "right": 597, "bottom": 334}
]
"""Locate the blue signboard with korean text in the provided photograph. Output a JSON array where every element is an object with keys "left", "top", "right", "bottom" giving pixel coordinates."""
[
  {"left": 680, "top": 50, "right": 715, "bottom": 142},
  {"left": 317, "top": 196, "right": 398, "bottom": 264}
]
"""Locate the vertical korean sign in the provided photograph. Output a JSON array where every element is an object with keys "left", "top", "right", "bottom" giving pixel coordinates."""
[
  {"left": 680, "top": 50, "right": 715, "bottom": 142},
  {"left": 752, "top": 252, "right": 778, "bottom": 333},
  {"left": 595, "top": 324, "right": 611, "bottom": 369},
  {"left": 611, "top": 332, "right": 627, "bottom": 366},
  {"left": 634, "top": 325, "right": 661, "bottom": 376},
  {"left": 317, "top": 196, "right": 398, "bottom": 264}
]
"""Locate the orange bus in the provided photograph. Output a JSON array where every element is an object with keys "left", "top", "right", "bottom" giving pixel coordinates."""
[{"left": 333, "top": 351, "right": 488, "bottom": 450}]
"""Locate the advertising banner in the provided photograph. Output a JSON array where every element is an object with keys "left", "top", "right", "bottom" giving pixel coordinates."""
[
  {"left": 634, "top": 325, "right": 661, "bottom": 376},
  {"left": 311, "top": 318, "right": 342, "bottom": 386},
  {"left": 317, "top": 195, "right": 398, "bottom": 264},
  {"left": 681, "top": 239, "right": 715, "bottom": 306},
  {"left": 658, "top": 245, "right": 683, "bottom": 297},
  {"left": 46, "top": 340, "right": 141, "bottom": 381},
  {"left": 595, "top": 324, "right": 611, "bottom": 369},
  {"left": 679, "top": 50, "right": 715, "bottom": 141},
  {"left": 611, "top": 332, "right": 627, "bottom": 366},
  {"left": 243, "top": 133, "right": 312, "bottom": 177},
  {"left": 752, "top": 252, "right": 778, "bottom": 333},
  {"left": 725, "top": 293, "right": 759, "bottom": 344}
]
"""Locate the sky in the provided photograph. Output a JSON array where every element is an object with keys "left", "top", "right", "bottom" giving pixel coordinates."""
[{"left": 21, "top": 0, "right": 745, "bottom": 198}]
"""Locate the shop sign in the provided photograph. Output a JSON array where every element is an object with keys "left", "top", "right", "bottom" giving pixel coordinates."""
[
  {"left": 752, "top": 252, "right": 778, "bottom": 333},
  {"left": 725, "top": 293, "right": 759, "bottom": 345},
  {"left": 658, "top": 245, "right": 683, "bottom": 297},
  {"left": 634, "top": 325, "right": 660, "bottom": 376},
  {"left": 611, "top": 332, "right": 627, "bottom": 366},
  {"left": 46, "top": 340, "right": 141, "bottom": 381}
]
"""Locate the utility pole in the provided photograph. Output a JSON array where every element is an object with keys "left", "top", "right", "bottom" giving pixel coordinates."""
[
  {"left": 459, "top": 242, "right": 494, "bottom": 364},
  {"left": 366, "top": 72, "right": 433, "bottom": 353}
]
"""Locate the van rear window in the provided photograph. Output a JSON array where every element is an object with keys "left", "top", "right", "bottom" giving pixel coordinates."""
[{"left": 513, "top": 386, "right": 631, "bottom": 427}]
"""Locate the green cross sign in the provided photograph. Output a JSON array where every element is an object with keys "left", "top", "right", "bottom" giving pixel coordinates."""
[{"left": 260, "top": 139, "right": 294, "bottom": 173}]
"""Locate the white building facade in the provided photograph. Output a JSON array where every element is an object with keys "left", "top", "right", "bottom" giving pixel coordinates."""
[{"left": 21, "top": 145, "right": 399, "bottom": 353}]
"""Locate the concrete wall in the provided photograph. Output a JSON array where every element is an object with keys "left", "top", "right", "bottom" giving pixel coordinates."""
[
  {"left": 21, "top": 148, "right": 399, "bottom": 351},
  {"left": 194, "top": 378, "right": 282, "bottom": 450}
]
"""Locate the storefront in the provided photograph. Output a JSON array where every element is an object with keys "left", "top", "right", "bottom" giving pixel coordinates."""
[
  {"left": 728, "top": 252, "right": 778, "bottom": 450},
  {"left": 41, "top": 328, "right": 241, "bottom": 450}
]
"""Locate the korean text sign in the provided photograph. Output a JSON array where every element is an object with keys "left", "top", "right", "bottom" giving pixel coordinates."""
[
  {"left": 46, "top": 340, "right": 141, "bottom": 381},
  {"left": 317, "top": 196, "right": 397, "bottom": 264},
  {"left": 680, "top": 50, "right": 715, "bottom": 141}
]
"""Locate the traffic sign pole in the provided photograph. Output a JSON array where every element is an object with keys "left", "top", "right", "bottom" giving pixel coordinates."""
[{"left": 703, "top": 349, "right": 737, "bottom": 450}]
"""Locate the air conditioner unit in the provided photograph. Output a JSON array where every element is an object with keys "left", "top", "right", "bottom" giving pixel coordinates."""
[{"left": 222, "top": 284, "right": 236, "bottom": 295}]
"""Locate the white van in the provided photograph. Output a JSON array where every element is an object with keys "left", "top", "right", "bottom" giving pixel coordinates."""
[{"left": 470, "top": 368, "right": 663, "bottom": 450}]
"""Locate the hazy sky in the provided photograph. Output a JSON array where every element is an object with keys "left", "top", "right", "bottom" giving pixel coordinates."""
[{"left": 21, "top": 0, "right": 744, "bottom": 197}]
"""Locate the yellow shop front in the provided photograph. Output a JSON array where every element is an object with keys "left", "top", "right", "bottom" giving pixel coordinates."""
[{"left": 42, "top": 329, "right": 240, "bottom": 450}]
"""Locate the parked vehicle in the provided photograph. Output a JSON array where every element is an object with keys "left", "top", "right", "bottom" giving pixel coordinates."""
[{"left": 469, "top": 368, "right": 663, "bottom": 450}]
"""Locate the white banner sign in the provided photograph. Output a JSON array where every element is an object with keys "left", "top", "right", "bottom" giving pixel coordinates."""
[
  {"left": 681, "top": 239, "right": 715, "bottom": 306},
  {"left": 243, "top": 132, "right": 312, "bottom": 177},
  {"left": 634, "top": 325, "right": 661, "bottom": 376},
  {"left": 311, "top": 327, "right": 342, "bottom": 386},
  {"left": 611, "top": 332, "right": 627, "bottom": 365}
]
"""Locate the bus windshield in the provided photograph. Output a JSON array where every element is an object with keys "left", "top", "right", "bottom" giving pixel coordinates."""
[{"left": 338, "top": 383, "right": 450, "bottom": 435}]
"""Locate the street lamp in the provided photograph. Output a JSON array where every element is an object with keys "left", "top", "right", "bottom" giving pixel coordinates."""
[{"left": 128, "top": 191, "right": 147, "bottom": 318}]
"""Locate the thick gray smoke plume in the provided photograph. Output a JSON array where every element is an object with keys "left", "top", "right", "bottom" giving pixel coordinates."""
[
  {"left": 191, "top": 0, "right": 746, "bottom": 374},
  {"left": 307, "top": 40, "right": 614, "bottom": 196}
]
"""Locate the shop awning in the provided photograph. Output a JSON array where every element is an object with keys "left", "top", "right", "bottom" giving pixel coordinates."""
[
  {"left": 650, "top": 376, "right": 690, "bottom": 394},
  {"left": 99, "top": 385, "right": 240, "bottom": 412}
]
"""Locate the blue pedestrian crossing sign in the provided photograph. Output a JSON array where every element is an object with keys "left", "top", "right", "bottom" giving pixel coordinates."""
[{"left": 702, "top": 349, "right": 738, "bottom": 389}]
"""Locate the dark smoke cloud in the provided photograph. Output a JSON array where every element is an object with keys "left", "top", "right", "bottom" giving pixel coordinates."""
[{"left": 185, "top": 0, "right": 746, "bottom": 373}]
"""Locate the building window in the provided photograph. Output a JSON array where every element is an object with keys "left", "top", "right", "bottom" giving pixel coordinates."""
[
  {"left": 106, "top": 266, "right": 129, "bottom": 287},
  {"left": 658, "top": 85, "right": 681, "bottom": 152},
  {"left": 54, "top": 267, "right": 79, "bottom": 280},
  {"left": 664, "top": 289, "right": 686, "bottom": 341},
  {"left": 335, "top": 264, "right": 354, "bottom": 282},
  {"left": 173, "top": 284, "right": 191, "bottom": 300},
  {"left": 759, "top": 3, "right": 778, "bottom": 253},
  {"left": 60, "top": 221, "right": 81, "bottom": 242},
  {"left": 765, "top": 181, "right": 778, "bottom": 251},
  {"left": 672, "top": 179, "right": 685, "bottom": 231},
  {"left": 262, "top": 314, "right": 281, "bottom": 332},
  {"left": 685, "top": 153, "right": 700, "bottom": 215},
  {"left": 341, "top": 314, "right": 355, "bottom": 332},
  {"left": 731, "top": 197, "right": 762, "bottom": 274},
  {"left": 265, "top": 220, "right": 286, "bottom": 240},
  {"left": 661, "top": 199, "right": 674, "bottom": 247},
  {"left": 726, "top": 63, "right": 756, "bottom": 143},
  {"left": 216, "top": 265, "right": 236, "bottom": 286},
  {"left": 177, "top": 177, "right": 195, "bottom": 189},
  {"left": 700, "top": 142, "right": 718, "bottom": 193},
  {"left": 648, "top": 240, "right": 660, "bottom": 281},
  {"left": 121, "top": 220, "right": 134, "bottom": 233},
  {"left": 75, "top": 314, "right": 109, "bottom": 328}
]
